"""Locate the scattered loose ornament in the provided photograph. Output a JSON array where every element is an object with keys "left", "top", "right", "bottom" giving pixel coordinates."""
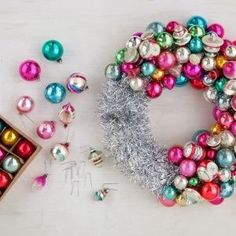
[
  {"left": 94, "top": 184, "right": 118, "bottom": 201},
  {"left": 36, "top": 121, "right": 55, "bottom": 139},
  {"left": 58, "top": 103, "right": 75, "bottom": 128},
  {"left": 2, "top": 155, "right": 21, "bottom": 174},
  {"left": 42, "top": 40, "right": 64, "bottom": 62},
  {"left": 66, "top": 73, "right": 88, "bottom": 94},
  {"left": 1, "top": 128, "right": 19, "bottom": 147},
  {"left": 19, "top": 60, "right": 41, "bottom": 81},
  {"left": 51, "top": 143, "right": 69, "bottom": 161},
  {"left": 32, "top": 174, "right": 48, "bottom": 190},
  {"left": 44, "top": 82, "right": 66, "bottom": 104},
  {"left": 88, "top": 147, "right": 103, "bottom": 167},
  {"left": 14, "top": 139, "right": 36, "bottom": 160},
  {"left": 0, "top": 171, "right": 12, "bottom": 190},
  {"left": 16, "top": 96, "right": 34, "bottom": 114}
]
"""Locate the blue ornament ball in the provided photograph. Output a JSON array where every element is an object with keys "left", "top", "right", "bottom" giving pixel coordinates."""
[
  {"left": 141, "top": 62, "right": 156, "bottom": 76},
  {"left": 187, "top": 16, "right": 207, "bottom": 29},
  {"left": 216, "top": 148, "right": 235, "bottom": 168},
  {"left": 162, "top": 185, "right": 177, "bottom": 200},
  {"left": 175, "top": 74, "right": 188, "bottom": 87},
  {"left": 220, "top": 182, "right": 234, "bottom": 198},
  {"left": 44, "top": 82, "right": 66, "bottom": 104},
  {"left": 188, "top": 37, "right": 203, "bottom": 53},
  {"left": 146, "top": 21, "right": 164, "bottom": 35}
]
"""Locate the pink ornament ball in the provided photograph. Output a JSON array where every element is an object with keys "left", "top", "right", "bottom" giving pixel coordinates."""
[
  {"left": 121, "top": 62, "right": 135, "bottom": 74},
  {"left": 162, "top": 75, "right": 176, "bottom": 90},
  {"left": 179, "top": 159, "right": 196, "bottom": 177},
  {"left": 16, "top": 96, "right": 34, "bottom": 114},
  {"left": 207, "top": 23, "right": 224, "bottom": 38},
  {"left": 218, "top": 112, "right": 234, "bottom": 129},
  {"left": 183, "top": 63, "right": 202, "bottom": 78},
  {"left": 197, "top": 131, "right": 210, "bottom": 147},
  {"left": 166, "top": 21, "right": 179, "bottom": 33},
  {"left": 157, "top": 51, "right": 176, "bottom": 70},
  {"left": 212, "top": 106, "right": 223, "bottom": 121},
  {"left": 167, "top": 146, "right": 183, "bottom": 165},
  {"left": 209, "top": 196, "right": 224, "bottom": 205},
  {"left": 36, "top": 121, "right": 55, "bottom": 139},
  {"left": 230, "top": 122, "right": 236, "bottom": 136},
  {"left": 223, "top": 61, "right": 236, "bottom": 79},
  {"left": 207, "top": 149, "right": 216, "bottom": 160},
  {"left": 146, "top": 81, "right": 162, "bottom": 98},
  {"left": 159, "top": 195, "right": 176, "bottom": 207},
  {"left": 220, "top": 39, "right": 231, "bottom": 53},
  {"left": 19, "top": 60, "right": 41, "bottom": 81}
]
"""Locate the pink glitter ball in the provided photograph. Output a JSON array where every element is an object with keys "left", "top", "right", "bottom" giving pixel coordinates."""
[
  {"left": 146, "top": 81, "right": 162, "bottom": 98},
  {"left": 207, "top": 23, "right": 224, "bottom": 38},
  {"left": 162, "top": 75, "right": 176, "bottom": 90},
  {"left": 157, "top": 51, "right": 176, "bottom": 70},
  {"left": 167, "top": 146, "right": 183, "bottom": 165},
  {"left": 166, "top": 21, "right": 179, "bottom": 33},
  {"left": 19, "top": 60, "right": 41, "bottom": 81},
  {"left": 159, "top": 195, "right": 176, "bottom": 207},
  {"left": 179, "top": 159, "right": 196, "bottom": 177},
  {"left": 223, "top": 61, "right": 236, "bottom": 79},
  {"left": 183, "top": 63, "right": 202, "bottom": 78}
]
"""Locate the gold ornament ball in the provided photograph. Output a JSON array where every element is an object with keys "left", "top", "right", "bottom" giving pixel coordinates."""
[
  {"left": 1, "top": 128, "right": 19, "bottom": 146},
  {"left": 151, "top": 69, "right": 165, "bottom": 81},
  {"left": 211, "top": 123, "right": 223, "bottom": 135},
  {"left": 175, "top": 194, "right": 187, "bottom": 207},
  {"left": 216, "top": 55, "right": 227, "bottom": 69}
]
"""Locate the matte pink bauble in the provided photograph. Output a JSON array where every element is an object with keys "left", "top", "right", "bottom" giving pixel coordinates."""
[{"left": 179, "top": 159, "right": 196, "bottom": 177}]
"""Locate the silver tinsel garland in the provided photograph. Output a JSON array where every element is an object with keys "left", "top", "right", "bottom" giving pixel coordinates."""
[{"left": 98, "top": 77, "right": 178, "bottom": 195}]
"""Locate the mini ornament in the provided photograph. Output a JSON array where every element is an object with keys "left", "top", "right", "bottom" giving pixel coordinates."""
[
  {"left": 1, "top": 128, "right": 19, "bottom": 147},
  {"left": 16, "top": 96, "right": 34, "bottom": 114},
  {"left": 94, "top": 183, "right": 118, "bottom": 201},
  {"left": 0, "top": 170, "right": 12, "bottom": 190},
  {"left": 66, "top": 73, "right": 88, "bottom": 94},
  {"left": 51, "top": 143, "right": 69, "bottom": 161},
  {"left": 19, "top": 60, "right": 41, "bottom": 81},
  {"left": 32, "top": 174, "right": 48, "bottom": 190},
  {"left": 36, "top": 121, "right": 55, "bottom": 139},
  {"left": 44, "top": 82, "right": 66, "bottom": 104},
  {"left": 14, "top": 139, "right": 36, "bottom": 160},
  {"left": 88, "top": 147, "right": 103, "bottom": 167},
  {"left": 58, "top": 103, "right": 75, "bottom": 128},
  {"left": 2, "top": 155, "right": 21, "bottom": 174},
  {"left": 42, "top": 40, "right": 64, "bottom": 62}
]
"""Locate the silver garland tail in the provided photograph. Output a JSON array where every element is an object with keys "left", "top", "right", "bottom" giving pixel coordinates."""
[{"left": 98, "top": 77, "right": 178, "bottom": 195}]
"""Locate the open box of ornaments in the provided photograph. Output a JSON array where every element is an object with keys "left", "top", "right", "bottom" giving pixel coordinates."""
[{"left": 0, "top": 115, "right": 41, "bottom": 200}]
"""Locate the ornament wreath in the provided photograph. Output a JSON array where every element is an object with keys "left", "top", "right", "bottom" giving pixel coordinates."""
[{"left": 99, "top": 16, "right": 236, "bottom": 207}]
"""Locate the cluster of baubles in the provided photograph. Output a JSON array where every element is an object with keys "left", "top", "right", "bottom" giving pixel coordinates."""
[
  {"left": 0, "top": 119, "right": 36, "bottom": 193},
  {"left": 104, "top": 16, "right": 236, "bottom": 206}
]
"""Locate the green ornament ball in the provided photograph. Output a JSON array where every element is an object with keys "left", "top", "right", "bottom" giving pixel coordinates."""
[
  {"left": 115, "top": 48, "right": 126, "bottom": 65},
  {"left": 188, "top": 177, "right": 199, "bottom": 187},
  {"left": 156, "top": 32, "right": 173, "bottom": 49},
  {"left": 42, "top": 40, "right": 64, "bottom": 62},
  {"left": 215, "top": 77, "right": 228, "bottom": 92},
  {"left": 189, "top": 25, "right": 205, "bottom": 37}
]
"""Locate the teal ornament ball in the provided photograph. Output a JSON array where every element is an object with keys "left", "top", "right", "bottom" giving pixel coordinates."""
[
  {"left": 2, "top": 155, "right": 21, "bottom": 174},
  {"left": 146, "top": 21, "right": 164, "bottom": 35},
  {"left": 188, "top": 37, "right": 203, "bottom": 53},
  {"left": 0, "top": 120, "right": 6, "bottom": 133},
  {"left": 176, "top": 74, "right": 188, "bottom": 87},
  {"left": 162, "top": 185, "right": 177, "bottom": 200},
  {"left": 44, "top": 82, "right": 66, "bottom": 104},
  {"left": 42, "top": 40, "right": 64, "bottom": 62},
  {"left": 105, "top": 64, "right": 121, "bottom": 80},
  {"left": 216, "top": 148, "right": 235, "bottom": 168},
  {"left": 220, "top": 182, "right": 234, "bottom": 198},
  {"left": 141, "top": 62, "right": 156, "bottom": 76},
  {"left": 187, "top": 16, "right": 207, "bottom": 29}
]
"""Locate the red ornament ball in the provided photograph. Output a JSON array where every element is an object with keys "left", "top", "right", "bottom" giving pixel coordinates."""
[
  {"left": 0, "top": 171, "right": 12, "bottom": 190},
  {"left": 190, "top": 78, "right": 206, "bottom": 89},
  {"left": 201, "top": 182, "right": 219, "bottom": 201},
  {"left": 146, "top": 81, "right": 162, "bottom": 98},
  {"left": 14, "top": 139, "right": 36, "bottom": 160}
]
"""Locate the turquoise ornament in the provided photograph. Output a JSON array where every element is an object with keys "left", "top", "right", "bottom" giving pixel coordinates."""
[
  {"left": 188, "top": 37, "right": 203, "bottom": 53},
  {"left": 0, "top": 120, "right": 6, "bottom": 133},
  {"left": 42, "top": 40, "right": 64, "bottom": 62},
  {"left": 2, "top": 155, "right": 21, "bottom": 174},
  {"left": 220, "top": 182, "right": 234, "bottom": 198},
  {"left": 162, "top": 185, "right": 177, "bottom": 200},
  {"left": 44, "top": 82, "right": 66, "bottom": 104},
  {"left": 146, "top": 21, "right": 164, "bottom": 35},
  {"left": 187, "top": 16, "right": 207, "bottom": 29},
  {"left": 215, "top": 77, "right": 228, "bottom": 93},
  {"left": 176, "top": 74, "right": 188, "bottom": 87},
  {"left": 141, "top": 62, "right": 156, "bottom": 76},
  {"left": 216, "top": 148, "right": 235, "bottom": 168},
  {"left": 105, "top": 64, "right": 121, "bottom": 80}
]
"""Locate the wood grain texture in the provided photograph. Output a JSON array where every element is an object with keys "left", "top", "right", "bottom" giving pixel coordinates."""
[{"left": 0, "top": 0, "right": 235, "bottom": 235}]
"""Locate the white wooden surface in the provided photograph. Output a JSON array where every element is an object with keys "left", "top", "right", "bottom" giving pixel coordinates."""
[{"left": 0, "top": 0, "right": 235, "bottom": 235}]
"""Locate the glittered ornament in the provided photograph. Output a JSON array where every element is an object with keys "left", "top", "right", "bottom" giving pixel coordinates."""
[
  {"left": 19, "top": 60, "right": 41, "bottom": 81},
  {"left": 44, "top": 82, "right": 66, "bottom": 104},
  {"left": 51, "top": 143, "right": 69, "bottom": 162},
  {"left": 36, "top": 121, "right": 55, "bottom": 139},
  {"left": 66, "top": 73, "right": 88, "bottom": 94},
  {"left": 58, "top": 103, "right": 75, "bottom": 127},
  {"left": 2, "top": 155, "right": 21, "bottom": 174},
  {"left": 42, "top": 40, "right": 64, "bottom": 62},
  {"left": 16, "top": 96, "right": 34, "bottom": 114},
  {"left": 1, "top": 128, "right": 19, "bottom": 147}
]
